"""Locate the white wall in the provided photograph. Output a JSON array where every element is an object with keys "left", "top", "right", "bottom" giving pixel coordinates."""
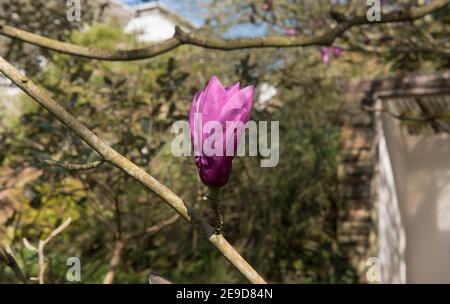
[
  {"left": 378, "top": 123, "right": 407, "bottom": 283},
  {"left": 379, "top": 108, "right": 450, "bottom": 283},
  {"left": 124, "top": 10, "right": 177, "bottom": 42}
]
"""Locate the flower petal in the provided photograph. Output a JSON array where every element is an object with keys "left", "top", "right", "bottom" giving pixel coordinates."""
[
  {"left": 222, "top": 108, "right": 248, "bottom": 156},
  {"left": 201, "top": 76, "right": 226, "bottom": 120},
  {"left": 199, "top": 155, "right": 233, "bottom": 187},
  {"left": 189, "top": 90, "right": 202, "bottom": 130},
  {"left": 219, "top": 85, "right": 254, "bottom": 122},
  {"left": 225, "top": 82, "right": 240, "bottom": 102}
]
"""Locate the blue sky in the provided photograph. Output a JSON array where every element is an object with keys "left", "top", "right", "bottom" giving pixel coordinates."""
[{"left": 121, "top": 0, "right": 268, "bottom": 38}]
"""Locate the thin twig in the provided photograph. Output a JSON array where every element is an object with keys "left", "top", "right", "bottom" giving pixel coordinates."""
[
  {"left": 364, "top": 104, "right": 433, "bottom": 121},
  {"left": 102, "top": 240, "right": 125, "bottom": 284},
  {"left": 22, "top": 238, "right": 38, "bottom": 252},
  {"left": 125, "top": 214, "right": 180, "bottom": 241},
  {"left": 363, "top": 105, "right": 450, "bottom": 133},
  {"left": 37, "top": 217, "right": 72, "bottom": 284},
  {"left": 0, "top": 0, "right": 447, "bottom": 61},
  {"left": 0, "top": 56, "right": 266, "bottom": 283},
  {"left": 42, "top": 158, "right": 105, "bottom": 171}
]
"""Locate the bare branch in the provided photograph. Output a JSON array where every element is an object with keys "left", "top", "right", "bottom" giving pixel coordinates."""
[
  {"left": 0, "top": 23, "right": 181, "bottom": 61},
  {"left": 0, "top": 245, "right": 27, "bottom": 284},
  {"left": 0, "top": 56, "right": 266, "bottom": 283},
  {"left": 37, "top": 217, "right": 72, "bottom": 284},
  {"left": 126, "top": 214, "right": 180, "bottom": 241},
  {"left": 42, "top": 158, "right": 105, "bottom": 171},
  {"left": 102, "top": 240, "right": 125, "bottom": 284},
  {"left": 0, "top": 0, "right": 447, "bottom": 61},
  {"left": 22, "top": 238, "right": 38, "bottom": 252}
]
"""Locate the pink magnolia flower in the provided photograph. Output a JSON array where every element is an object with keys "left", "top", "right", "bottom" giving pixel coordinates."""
[
  {"left": 332, "top": 47, "right": 342, "bottom": 58},
  {"left": 320, "top": 47, "right": 343, "bottom": 64},
  {"left": 189, "top": 76, "right": 254, "bottom": 187},
  {"left": 321, "top": 47, "right": 330, "bottom": 64},
  {"left": 262, "top": 0, "right": 273, "bottom": 11}
]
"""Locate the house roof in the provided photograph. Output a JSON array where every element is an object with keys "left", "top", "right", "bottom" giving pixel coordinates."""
[
  {"left": 343, "top": 71, "right": 450, "bottom": 135},
  {"left": 385, "top": 95, "right": 450, "bottom": 135},
  {"left": 131, "top": 1, "right": 197, "bottom": 30}
]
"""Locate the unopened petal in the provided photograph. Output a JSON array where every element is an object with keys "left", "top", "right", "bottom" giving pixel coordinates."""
[
  {"left": 219, "top": 85, "right": 254, "bottom": 122},
  {"left": 201, "top": 76, "right": 226, "bottom": 120},
  {"left": 225, "top": 82, "right": 240, "bottom": 103}
]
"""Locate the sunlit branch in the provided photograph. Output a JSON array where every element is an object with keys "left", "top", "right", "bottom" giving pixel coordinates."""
[{"left": 0, "top": 0, "right": 447, "bottom": 61}]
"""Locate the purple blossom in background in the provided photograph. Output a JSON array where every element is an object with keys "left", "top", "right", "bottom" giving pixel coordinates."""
[
  {"left": 315, "top": 19, "right": 324, "bottom": 29},
  {"left": 321, "top": 47, "right": 330, "bottom": 64},
  {"left": 320, "top": 47, "right": 343, "bottom": 64},
  {"left": 379, "top": 35, "right": 392, "bottom": 43},
  {"left": 189, "top": 76, "right": 254, "bottom": 187},
  {"left": 332, "top": 47, "right": 342, "bottom": 58},
  {"left": 262, "top": 0, "right": 273, "bottom": 11}
]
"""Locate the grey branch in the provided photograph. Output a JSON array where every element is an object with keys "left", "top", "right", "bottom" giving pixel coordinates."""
[{"left": 42, "top": 158, "right": 105, "bottom": 171}]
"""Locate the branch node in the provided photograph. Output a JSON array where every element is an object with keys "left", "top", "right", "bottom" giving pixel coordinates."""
[
  {"left": 330, "top": 11, "right": 347, "bottom": 23},
  {"left": 173, "top": 25, "right": 187, "bottom": 41}
]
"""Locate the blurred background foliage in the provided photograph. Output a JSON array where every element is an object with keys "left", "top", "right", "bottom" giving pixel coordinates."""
[{"left": 0, "top": 0, "right": 448, "bottom": 283}]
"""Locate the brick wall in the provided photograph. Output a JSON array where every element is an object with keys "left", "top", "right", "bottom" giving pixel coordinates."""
[{"left": 338, "top": 87, "right": 378, "bottom": 283}]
